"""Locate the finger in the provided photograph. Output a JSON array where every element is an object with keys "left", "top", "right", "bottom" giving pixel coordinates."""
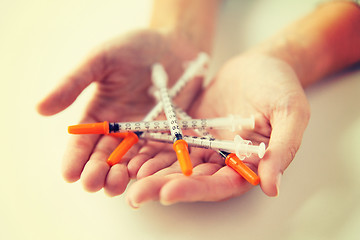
[
  {"left": 127, "top": 142, "right": 168, "bottom": 179},
  {"left": 136, "top": 149, "right": 177, "bottom": 179},
  {"left": 159, "top": 167, "right": 252, "bottom": 205},
  {"left": 62, "top": 117, "right": 101, "bottom": 183},
  {"left": 126, "top": 163, "right": 230, "bottom": 208},
  {"left": 104, "top": 163, "right": 129, "bottom": 197},
  {"left": 135, "top": 145, "right": 210, "bottom": 178},
  {"left": 104, "top": 136, "right": 142, "bottom": 197},
  {"left": 191, "top": 162, "right": 223, "bottom": 176},
  {"left": 258, "top": 106, "right": 310, "bottom": 197},
  {"left": 81, "top": 135, "right": 119, "bottom": 192},
  {"left": 37, "top": 53, "right": 104, "bottom": 116},
  {"left": 126, "top": 176, "right": 172, "bottom": 208}
]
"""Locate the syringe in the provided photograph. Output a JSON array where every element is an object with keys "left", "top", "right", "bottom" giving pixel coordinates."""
[
  {"left": 140, "top": 133, "right": 262, "bottom": 185},
  {"left": 143, "top": 53, "right": 209, "bottom": 122},
  {"left": 152, "top": 63, "right": 192, "bottom": 176},
  {"left": 109, "top": 131, "right": 262, "bottom": 185},
  {"left": 108, "top": 53, "right": 208, "bottom": 166},
  {"left": 172, "top": 104, "right": 262, "bottom": 185},
  {"left": 140, "top": 132, "right": 265, "bottom": 160},
  {"left": 87, "top": 53, "right": 208, "bottom": 166},
  {"left": 68, "top": 116, "right": 255, "bottom": 134},
  {"left": 173, "top": 105, "right": 255, "bottom": 131}
]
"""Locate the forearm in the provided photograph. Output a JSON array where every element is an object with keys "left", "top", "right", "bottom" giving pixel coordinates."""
[
  {"left": 150, "top": 0, "right": 222, "bottom": 53},
  {"left": 251, "top": 1, "right": 360, "bottom": 87}
]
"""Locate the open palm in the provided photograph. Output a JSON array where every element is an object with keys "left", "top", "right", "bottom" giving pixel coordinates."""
[
  {"left": 38, "top": 30, "right": 310, "bottom": 206},
  {"left": 37, "top": 29, "right": 204, "bottom": 196},
  {"left": 126, "top": 53, "right": 310, "bottom": 206}
]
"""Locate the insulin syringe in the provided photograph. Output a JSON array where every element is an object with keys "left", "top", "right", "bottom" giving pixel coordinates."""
[
  {"left": 67, "top": 116, "right": 254, "bottom": 134},
  {"left": 67, "top": 53, "right": 209, "bottom": 167},
  {"left": 106, "top": 53, "right": 208, "bottom": 167},
  {"left": 143, "top": 53, "right": 208, "bottom": 122},
  {"left": 173, "top": 105, "right": 262, "bottom": 185},
  {"left": 141, "top": 133, "right": 265, "bottom": 160},
  {"left": 151, "top": 63, "right": 192, "bottom": 176}
]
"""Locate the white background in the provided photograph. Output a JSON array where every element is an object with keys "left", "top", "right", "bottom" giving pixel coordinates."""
[{"left": 1, "top": 0, "right": 360, "bottom": 239}]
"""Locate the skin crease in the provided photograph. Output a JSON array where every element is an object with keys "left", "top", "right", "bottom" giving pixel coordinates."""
[{"left": 37, "top": 1, "right": 360, "bottom": 207}]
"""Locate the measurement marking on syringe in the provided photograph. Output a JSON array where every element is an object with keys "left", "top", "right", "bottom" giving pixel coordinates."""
[
  {"left": 140, "top": 132, "right": 265, "bottom": 159},
  {"left": 108, "top": 119, "right": 216, "bottom": 133}
]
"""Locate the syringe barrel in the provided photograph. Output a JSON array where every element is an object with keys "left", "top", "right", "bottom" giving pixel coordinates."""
[
  {"left": 142, "top": 132, "right": 238, "bottom": 154},
  {"left": 182, "top": 135, "right": 214, "bottom": 149},
  {"left": 245, "top": 144, "right": 261, "bottom": 154},
  {"left": 151, "top": 63, "right": 184, "bottom": 141},
  {"left": 169, "top": 53, "right": 209, "bottom": 97},
  {"left": 205, "top": 118, "right": 231, "bottom": 129},
  {"left": 174, "top": 105, "right": 215, "bottom": 139},
  {"left": 159, "top": 87, "right": 183, "bottom": 140},
  {"left": 141, "top": 132, "right": 265, "bottom": 159},
  {"left": 142, "top": 132, "right": 214, "bottom": 149},
  {"left": 141, "top": 132, "right": 173, "bottom": 143},
  {"left": 206, "top": 116, "right": 255, "bottom": 131},
  {"left": 144, "top": 53, "right": 208, "bottom": 122},
  {"left": 235, "top": 115, "right": 255, "bottom": 129},
  {"left": 206, "top": 139, "right": 235, "bottom": 151}
]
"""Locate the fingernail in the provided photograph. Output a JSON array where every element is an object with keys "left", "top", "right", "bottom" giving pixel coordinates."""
[
  {"left": 129, "top": 200, "right": 141, "bottom": 209},
  {"left": 275, "top": 173, "right": 282, "bottom": 197},
  {"left": 160, "top": 200, "right": 174, "bottom": 206}
]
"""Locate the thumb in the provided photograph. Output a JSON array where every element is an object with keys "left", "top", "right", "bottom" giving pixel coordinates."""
[
  {"left": 37, "top": 53, "right": 104, "bottom": 116},
  {"left": 258, "top": 102, "right": 310, "bottom": 197}
]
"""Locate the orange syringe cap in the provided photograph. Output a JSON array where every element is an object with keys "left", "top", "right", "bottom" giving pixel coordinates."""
[
  {"left": 225, "top": 153, "right": 260, "bottom": 185},
  {"left": 109, "top": 132, "right": 129, "bottom": 138},
  {"left": 107, "top": 132, "right": 139, "bottom": 166},
  {"left": 173, "top": 139, "right": 193, "bottom": 176},
  {"left": 68, "top": 121, "right": 109, "bottom": 134}
]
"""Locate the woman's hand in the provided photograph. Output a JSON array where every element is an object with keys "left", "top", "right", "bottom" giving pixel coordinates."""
[
  {"left": 37, "top": 29, "right": 204, "bottom": 196},
  {"left": 126, "top": 53, "right": 310, "bottom": 207}
]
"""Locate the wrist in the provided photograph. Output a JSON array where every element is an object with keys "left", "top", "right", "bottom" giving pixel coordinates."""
[
  {"left": 149, "top": 0, "right": 221, "bottom": 53},
  {"left": 248, "top": 1, "right": 360, "bottom": 88},
  {"left": 248, "top": 36, "right": 312, "bottom": 88}
]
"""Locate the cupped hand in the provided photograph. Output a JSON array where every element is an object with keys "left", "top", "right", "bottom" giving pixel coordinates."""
[
  {"left": 126, "top": 53, "right": 310, "bottom": 206},
  {"left": 37, "top": 29, "right": 203, "bottom": 196}
]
